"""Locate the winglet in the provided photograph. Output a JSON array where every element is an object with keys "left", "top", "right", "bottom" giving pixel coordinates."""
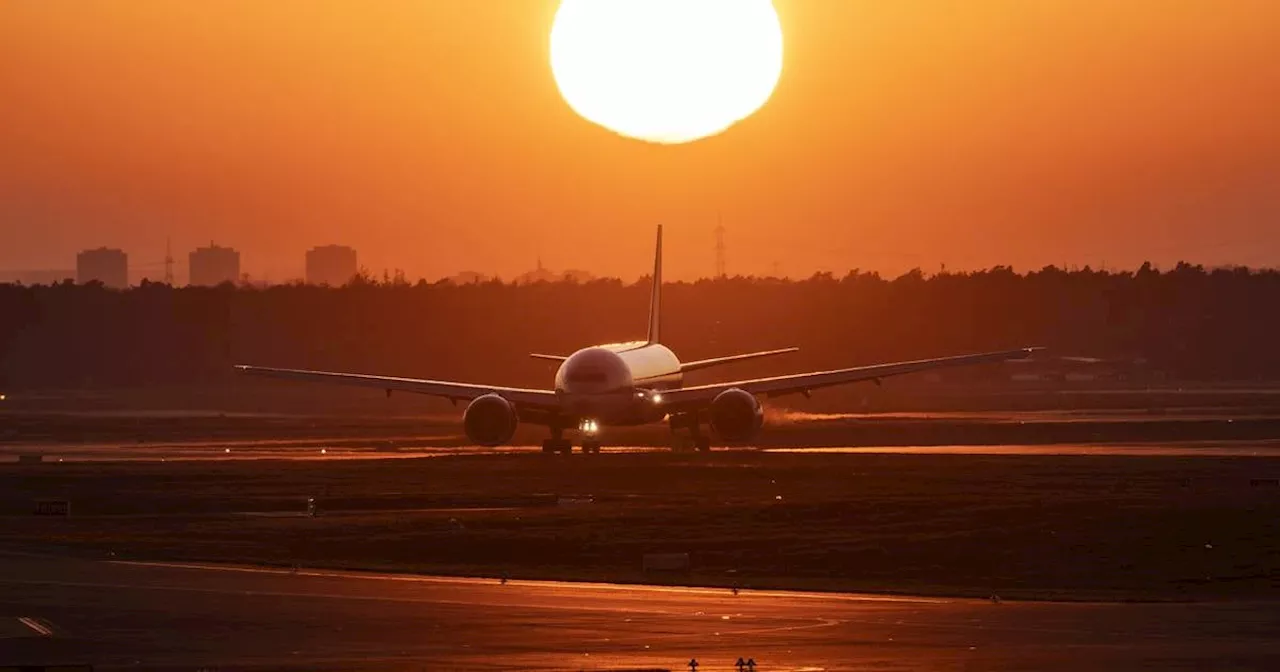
[{"left": 647, "top": 225, "right": 662, "bottom": 345}]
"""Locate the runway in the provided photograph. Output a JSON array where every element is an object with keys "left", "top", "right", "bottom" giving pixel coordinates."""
[
  {"left": 3, "top": 554, "right": 1278, "bottom": 671},
  {"left": 7, "top": 440, "right": 1280, "bottom": 462}
]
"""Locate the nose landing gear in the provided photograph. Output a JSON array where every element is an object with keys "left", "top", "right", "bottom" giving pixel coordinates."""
[{"left": 578, "top": 418, "right": 603, "bottom": 454}]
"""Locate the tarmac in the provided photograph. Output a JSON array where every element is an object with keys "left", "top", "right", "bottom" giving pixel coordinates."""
[
  {"left": 3, "top": 553, "right": 1279, "bottom": 671},
  {"left": 7, "top": 439, "right": 1280, "bottom": 462}
]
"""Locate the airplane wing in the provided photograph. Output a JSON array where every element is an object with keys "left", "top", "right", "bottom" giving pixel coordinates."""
[
  {"left": 678, "top": 347, "right": 799, "bottom": 374},
  {"left": 659, "top": 348, "right": 1042, "bottom": 410},
  {"left": 528, "top": 353, "right": 568, "bottom": 363},
  {"left": 233, "top": 365, "right": 560, "bottom": 411}
]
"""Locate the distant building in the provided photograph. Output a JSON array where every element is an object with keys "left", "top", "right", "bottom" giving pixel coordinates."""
[
  {"left": 188, "top": 243, "right": 240, "bottom": 286},
  {"left": 514, "top": 258, "right": 557, "bottom": 285},
  {"left": 305, "top": 245, "right": 358, "bottom": 286},
  {"left": 76, "top": 248, "right": 128, "bottom": 288},
  {"left": 514, "top": 259, "right": 595, "bottom": 285},
  {"left": 448, "top": 271, "right": 491, "bottom": 284},
  {"left": 0, "top": 269, "right": 75, "bottom": 285}
]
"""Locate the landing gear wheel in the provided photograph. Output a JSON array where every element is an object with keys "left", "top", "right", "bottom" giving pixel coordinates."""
[
  {"left": 581, "top": 441, "right": 602, "bottom": 455},
  {"left": 542, "top": 438, "right": 572, "bottom": 454},
  {"left": 695, "top": 436, "right": 712, "bottom": 453}
]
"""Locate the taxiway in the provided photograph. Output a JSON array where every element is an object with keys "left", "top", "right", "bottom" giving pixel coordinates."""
[{"left": 3, "top": 554, "right": 1278, "bottom": 671}]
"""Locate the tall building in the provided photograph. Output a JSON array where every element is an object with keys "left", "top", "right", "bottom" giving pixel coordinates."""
[
  {"left": 76, "top": 248, "right": 129, "bottom": 288},
  {"left": 188, "top": 243, "right": 241, "bottom": 286},
  {"left": 305, "top": 245, "right": 358, "bottom": 286}
]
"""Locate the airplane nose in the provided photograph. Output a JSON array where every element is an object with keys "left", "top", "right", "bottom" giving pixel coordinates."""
[{"left": 556, "top": 347, "right": 634, "bottom": 395}]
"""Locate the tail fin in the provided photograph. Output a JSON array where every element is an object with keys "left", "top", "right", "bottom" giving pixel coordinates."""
[{"left": 646, "top": 225, "right": 662, "bottom": 344}]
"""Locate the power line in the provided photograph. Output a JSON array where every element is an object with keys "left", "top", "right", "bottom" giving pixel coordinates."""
[{"left": 163, "top": 237, "right": 175, "bottom": 285}]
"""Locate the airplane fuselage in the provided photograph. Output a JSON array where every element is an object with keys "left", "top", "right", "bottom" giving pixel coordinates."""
[{"left": 553, "top": 342, "right": 682, "bottom": 426}]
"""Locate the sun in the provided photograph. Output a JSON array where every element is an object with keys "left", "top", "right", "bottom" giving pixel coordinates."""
[{"left": 550, "top": 0, "right": 784, "bottom": 145}]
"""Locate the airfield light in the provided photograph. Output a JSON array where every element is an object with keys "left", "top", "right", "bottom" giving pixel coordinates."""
[
  {"left": 321, "top": 448, "right": 328, "bottom": 454},
  {"left": 0, "top": 393, "right": 6, "bottom": 401},
  {"left": 651, "top": 392, "right": 664, "bottom": 404},
  {"left": 224, "top": 448, "right": 231, "bottom": 454}
]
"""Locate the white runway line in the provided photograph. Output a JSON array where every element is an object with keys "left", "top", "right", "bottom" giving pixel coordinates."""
[{"left": 17, "top": 616, "right": 54, "bottom": 636}]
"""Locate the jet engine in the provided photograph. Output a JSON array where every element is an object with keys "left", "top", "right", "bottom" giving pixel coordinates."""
[
  {"left": 709, "top": 388, "right": 764, "bottom": 442},
  {"left": 463, "top": 394, "right": 518, "bottom": 446}
]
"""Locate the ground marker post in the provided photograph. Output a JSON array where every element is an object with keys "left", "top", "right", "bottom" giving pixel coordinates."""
[
  {"left": 688, "top": 658, "right": 698, "bottom": 671},
  {"left": 747, "top": 658, "right": 757, "bottom": 671},
  {"left": 736, "top": 657, "right": 747, "bottom": 671}
]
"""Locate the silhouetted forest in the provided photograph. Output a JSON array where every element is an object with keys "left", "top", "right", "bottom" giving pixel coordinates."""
[{"left": 1, "top": 263, "right": 1277, "bottom": 389}]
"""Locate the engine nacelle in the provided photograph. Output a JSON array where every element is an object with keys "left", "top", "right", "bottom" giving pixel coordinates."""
[
  {"left": 463, "top": 394, "right": 518, "bottom": 446},
  {"left": 709, "top": 388, "right": 764, "bottom": 442}
]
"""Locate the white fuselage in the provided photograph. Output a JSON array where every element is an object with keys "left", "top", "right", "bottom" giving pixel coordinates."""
[{"left": 553, "top": 342, "right": 682, "bottom": 426}]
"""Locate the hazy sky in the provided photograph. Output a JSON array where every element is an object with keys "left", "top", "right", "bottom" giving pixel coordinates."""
[{"left": 3, "top": 1, "right": 1279, "bottom": 282}]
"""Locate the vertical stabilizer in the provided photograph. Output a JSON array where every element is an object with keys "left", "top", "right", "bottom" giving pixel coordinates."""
[{"left": 647, "top": 225, "right": 663, "bottom": 344}]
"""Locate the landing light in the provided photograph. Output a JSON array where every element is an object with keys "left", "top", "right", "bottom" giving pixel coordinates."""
[
  {"left": 579, "top": 419, "right": 599, "bottom": 434},
  {"left": 651, "top": 393, "right": 664, "bottom": 404}
]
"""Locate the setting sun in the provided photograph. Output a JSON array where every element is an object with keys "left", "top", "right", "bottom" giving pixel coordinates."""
[{"left": 550, "top": 0, "right": 784, "bottom": 144}]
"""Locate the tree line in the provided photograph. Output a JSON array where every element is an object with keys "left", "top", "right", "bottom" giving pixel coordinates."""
[{"left": 1, "top": 262, "right": 1277, "bottom": 389}]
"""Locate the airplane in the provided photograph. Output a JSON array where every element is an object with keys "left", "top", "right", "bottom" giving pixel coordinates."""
[{"left": 235, "top": 226, "right": 1040, "bottom": 454}]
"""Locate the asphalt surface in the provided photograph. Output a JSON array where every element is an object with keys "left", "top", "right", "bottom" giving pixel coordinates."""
[
  {"left": 8, "top": 439, "right": 1280, "bottom": 462},
  {"left": 3, "top": 554, "right": 1279, "bottom": 671}
]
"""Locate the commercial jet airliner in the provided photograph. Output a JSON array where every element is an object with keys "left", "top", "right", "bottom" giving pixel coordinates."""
[{"left": 236, "top": 227, "right": 1039, "bottom": 454}]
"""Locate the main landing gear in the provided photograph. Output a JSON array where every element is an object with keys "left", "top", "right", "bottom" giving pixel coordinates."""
[
  {"left": 541, "top": 425, "right": 602, "bottom": 455},
  {"left": 669, "top": 413, "right": 712, "bottom": 453},
  {"left": 542, "top": 425, "right": 572, "bottom": 455},
  {"left": 541, "top": 437, "right": 573, "bottom": 454}
]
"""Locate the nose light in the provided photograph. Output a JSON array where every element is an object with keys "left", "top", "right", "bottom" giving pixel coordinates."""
[{"left": 579, "top": 419, "right": 600, "bottom": 435}]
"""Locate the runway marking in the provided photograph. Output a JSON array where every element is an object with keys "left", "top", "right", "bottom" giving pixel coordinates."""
[
  {"left": 17, "top": 616, "right": 53, "bottom": 637},
  {"left": 108, "top": 560, "right": 950, "bottom": 605}
]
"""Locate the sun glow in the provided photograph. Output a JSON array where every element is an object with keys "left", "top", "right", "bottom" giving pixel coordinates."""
[{"left": 550, "top": 0, "right": 784, "bottom": 144}]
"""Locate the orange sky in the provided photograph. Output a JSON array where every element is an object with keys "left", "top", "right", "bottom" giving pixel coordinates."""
[{"left": 2, "top": 1, "right": 1279, "bottom": 282}]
